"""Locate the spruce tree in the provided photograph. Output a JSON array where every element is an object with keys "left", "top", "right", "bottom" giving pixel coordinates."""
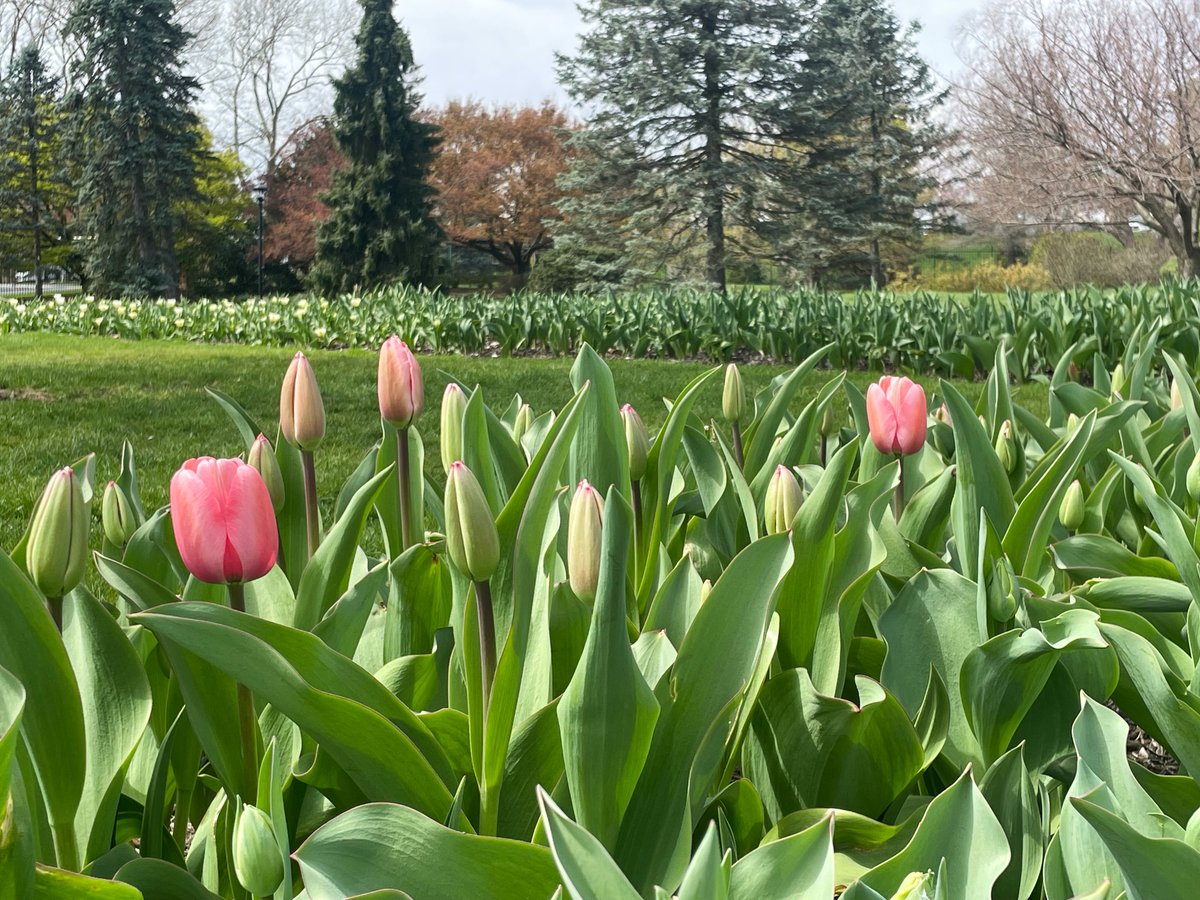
[
  {"left": 0, "top": 46, "right": 72, "bottom": 298},
  {"left": 65, "top": 0, "right": 203, "bottom": 298},
  {"left": 311, "top": 0, "right": 442, "bottom": 294},
  {"left": 556, "top": 0, "right": 820, "bottom": 292}
]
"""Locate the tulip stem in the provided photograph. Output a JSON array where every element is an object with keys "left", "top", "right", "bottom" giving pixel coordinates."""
[
  {"left": 52, "top": 820, "right": 79, "bottom": 871},
  {"left": 48, "top": 594, "right": 63, "bottom": 632},
  {"left": 731, "top": 421, "right": 745, "bottom": 470},
  {"left": 474, "top": 578, "right": 497, "bottom": 713},
  {"left": 397, "top": 426, "right": 414, "bottom": 551},
  {"left": 227, "top": 583, "right": 259, "bottom": 799},
  {"left": 894, "top": 454, "right": 906, "bottom": 521},
  {"left": 300, "top": 449, "right": 319, "bottom": 560}
]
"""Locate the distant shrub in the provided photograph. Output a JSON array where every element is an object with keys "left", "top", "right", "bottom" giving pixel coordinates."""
[
  {"left": 1030, "top": 231, "right": 1172, "bottom": 288},
  {"left": 896, "top": 259, "right": 1052, "bottom": 293}
]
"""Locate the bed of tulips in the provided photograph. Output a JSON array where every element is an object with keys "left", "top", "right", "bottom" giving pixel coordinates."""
[
  {"left": 3, "top": 279, "right": 1200, "bottom": 377},
  {"left": 7, "top": 330, "right": 1200, "bottom": 899}
]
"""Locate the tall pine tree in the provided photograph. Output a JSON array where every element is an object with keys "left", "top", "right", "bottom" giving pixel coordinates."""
[
  {"left": 0, "top": 45, "right": 73, "bottom": 298},
  {"left": 65, "top": 0, "right": 203, "bottom": 298},
  {"left": 557, "top": 0, "right": 832, "bottom": 292},
  {"left": 311, "top": 0, "right": 441, "bottom": 293}
]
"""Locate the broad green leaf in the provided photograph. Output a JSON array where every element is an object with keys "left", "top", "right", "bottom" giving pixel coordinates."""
[
  {"left": 742, "top": 345, "right": 832, "bottom": 477},
  {"left": 0, "top": 665, "right": 34, "bottom": 898},
  {"left": 539, "top": 788, "right": 641, "bottom": 900},
  {"left": 295, "top": 802, "right": 562, "bottom": 900},
  {"left": 979, "top": 745, "right": 1043, "bottom": 900},
  {"left": 115, "top": 858, "right": 221, "bottom": 899},
  {"left": 569, "top": 344, "right": 630, "bottom": 500},
  {"left": 32, "top": 866, "right": 142, "bottom": 898},
  {"left": 728, "top": 815, "right": 834, "bottom": 900}
]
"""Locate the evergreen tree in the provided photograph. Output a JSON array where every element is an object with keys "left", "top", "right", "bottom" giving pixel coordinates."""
[
  {"left": 0, "top": 46, "right": 73, "bottom": 298},
  {"left": 556, "top": 0, "right": 820, "bottom": 292},
  {"left": 311, "top": 0, "right": 442, "bottom": 294},
  {"left": 794, "top": 0, "right": 952, "bottom": 285},
  {"left": 65, "top": 0, "right": 203, "bottom": 298}
]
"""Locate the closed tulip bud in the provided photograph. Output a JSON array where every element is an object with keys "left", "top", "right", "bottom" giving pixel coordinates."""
[
  {"left": 444, "top": 461, "right": 500, "bottom": 582},
  {"left": 1188, "top": 450, "right": 1200, "bottom": 502},
  {"left": 699, "top": 579, "right": 713, "bottom": 605},
  {"left": 722, "top": 363, "right": 745, "bottom": 425},
  {"left": 512, "top": 403, "right": 534, "bottom": 445},
  {"left": 1171, "top": 378, "right": 1183, "bottom": 411},
  {"left": 866, "top": 376, "right": 928, "bottom": 456},
  {"left": 378, "top": 336, "right": 424, "bottom": 428},
  {"left": 247, "top": 434, "right": 284, "bottom": 513},
  {"left": 233, "top": 803, "right": 284, "bottom": 897},
  {"left": 1111, "top": 363, "right": 1127, "bottom": 396},
  {"left": 170, "top": 458, "right": 278, "bottom": 584},
  {"left": 1068, "top": 361, "right": 1080, "bottom": 382},
  {"left": 568, "top": 481, "right": 604, "bottom": 601},
  {"left": 987, "top": 560, "right": 1018, "bottom": 622},
  {"left": 1059, "top": 480, "right": 1085, "bottom": 531},
  {"left": 764, "top": 465, "right": 803, "bottom": 534},
  {"left": 819, "top": 404, "right": 835, "bottom": 437},
  {"left": 890, "top": 871, "right": 934, "bottom": 900},
  {"left": 279, "top": 351, "right": 325, "bottom": 450},
  {"left": 995, "top": 420, "right": 1017, "bottom": 474},
  {"left": 1066, "top": 413, "right": 1081, "bottom": 435},
  {"left": 622, "top": 404, "right": 650, "bottom": 481},
  {"left": 440, "top": 384, "right": 467, "bottom": 472},
  {"left": 26, "top": 467, "right": 89, "bottom": 597},
  {"left": 935, "top": 403, "right": 952, "bottom": 426},
  {"left": 101, "top": 480, "right": 138, "bottom": 546}
]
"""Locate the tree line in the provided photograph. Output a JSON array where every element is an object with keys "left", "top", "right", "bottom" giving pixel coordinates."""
[{"left": 1, "top": 0, "right": 1192, "bottom": 299}]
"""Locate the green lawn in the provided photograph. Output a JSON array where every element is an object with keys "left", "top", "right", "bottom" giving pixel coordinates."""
[{"left": 0, "top": 333, "right": 1047, "bottom": 552}]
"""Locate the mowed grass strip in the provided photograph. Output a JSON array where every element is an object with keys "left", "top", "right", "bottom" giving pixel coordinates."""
[{"left": 0, "top": 333, "right": 1047, "bottom": 551}]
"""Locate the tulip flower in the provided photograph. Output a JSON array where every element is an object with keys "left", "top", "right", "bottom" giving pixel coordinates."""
[
  {"left": 247, "top": 434, "right": 285, "bottom": 514},
  {"left": 764, "top": 465, "right": 803, "bottom": 534},
  {"left": 102, "top": 480, "right": 139, "bottom": 547},
  {"left": 723, "top": 363, "right": 747, "bottom": 467},
  {"left": 378, "top": 336, "right": 424, "bottom": 428},
  {"left": 568, "top": 481, "right": 605, "bottom": 602},
  {"left": 865, "top": 376, "right": 928, "bottom": 457},
  {"left": 440, "top": 383, "right": 467, "bottom": 473},
  {"left": 26, "top": 467, "right": 90, "bottom": 621},
  {"left": 279, "top": 351, "right": 325, "bottom": 450},
  {"left": 170, "top": 457, "right": 278, "bottom": 585},
  {"left": 233, "top": 803, "right": 284, "bottom": 897},
  {"left": 280, "top": 351, "right": 323, "bottom": 559}
]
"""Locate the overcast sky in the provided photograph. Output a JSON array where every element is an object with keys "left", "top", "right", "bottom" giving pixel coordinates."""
[{"left": 401, "top": 0, "right": 987, "bottom": 108}]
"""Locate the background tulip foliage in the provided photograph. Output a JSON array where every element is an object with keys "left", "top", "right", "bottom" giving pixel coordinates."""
[{"left": 6, "top": 333, "right": 1200, "bottom": 899}]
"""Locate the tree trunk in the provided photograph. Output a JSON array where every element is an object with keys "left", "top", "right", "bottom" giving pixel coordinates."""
[
  {"left": 1178, "top": 197, "right": 1200, "bottom": 279},
  {"left": 868, "top": 107, "right": 885, "bottom": 287},
  {"left": 701, "top": 10, "right": 726, "bottom": 294},
  {"left": 28, "top": 79, "right": 42, "bottom": 302}
]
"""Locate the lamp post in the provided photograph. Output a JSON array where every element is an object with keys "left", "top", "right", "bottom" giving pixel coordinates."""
[{"left": 251, "top": 182, "right": 266, "bottom": 298}]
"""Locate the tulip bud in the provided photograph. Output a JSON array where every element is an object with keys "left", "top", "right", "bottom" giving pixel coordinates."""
[
  {"left": 440, "top": 384, "right": 467, "bottom": 473},
  {"left": 378, "top": 336, "right": 424, "bottom": 428},
  {"left": 101, "top": 480, "right": 138, "bottom": 546},
  {"left": 722, "top": 364, "right": 745, "bottom": 425},
  {"left": 26, "top": 467, "right": 89, "bottom": 597},
  {"left": 987, "top": 559, "right": 1018, "bottom": 622},
  {"left": 890, "top": 871, "right": 935, "bottom": 900},
  {"left": 819, "top": 405, "right": 835, "bottom": 438},
  {"left": 1111, "top": 363, "right": 1127, "bottom": 397},
  {"left": 622, "top": 404, "right": 650, "bottom": 481},
  {"left": 994, "top": 420, "right": 1017, "bottom": 475},
  {"left": 444, "top": 461, "right": 500, "bottom": 582},
  {"left": 935, "top": 404, "right": 952, "bottom": 426},
  {"left": 1171, "top": 378, "right": 1183, "bottom": 411},
  {"left": 247, "top": 434, "right": 285, "bottom": 514},
  {"left": 233, "top": 803, "right": 284, "bottom": 897},
  {"left": 567, "top": 481, "right": 604, "bottom": 602},
  {"left": 1066, "top": 413, "right": 1081, "bottom": 435},
  {"left": 279, "top": 351, "right": 325, "bottom": 450},
  {"left": 699, "top": 579, "right": 713, "bottom": 605},
  {"left": 512, "top": 403, "right": 534, "bottom": 445},
  {"left": 764, "top": 465, "right": 803, "bottom": 534},
  {"left": 1068, "top": 361, "right": 1080, "bottom": 382},
  {"left": 1187, "top": 450, "right": 1200, "bottom": 502},
  {"left": 1059, "top": 480, "right": 1085, "bottom": 531}
]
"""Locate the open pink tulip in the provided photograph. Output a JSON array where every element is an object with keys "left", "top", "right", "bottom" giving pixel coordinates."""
[
  {"left": 866, "top": 376, "right": 928, "bottom": 456},
  {"left": 170, "top": 457, "right": 278, "bottom": 584},
  {"left": 378, "top": 336, "right": 424, "bottom": 428}
]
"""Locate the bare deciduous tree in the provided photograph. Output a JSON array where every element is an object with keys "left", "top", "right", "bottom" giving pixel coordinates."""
[{"left": 956, "top": 0, "right": 1200, "bottom": 276}]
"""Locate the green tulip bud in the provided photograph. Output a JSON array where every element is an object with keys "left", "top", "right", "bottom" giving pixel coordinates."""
[
  {"left": 819, "top": 404, "right": 835, "bottom": 437},
  {"left": 987, "top": 559, "right": 1018, "bottom": 622},
  {"left": 722, "top": 363, "right": 745, "bottom": 425},
  {"left": 511, "top": 402, "right": 534, "bottom": 446},
  {"left": 994, "top": 420, "right": 1017, "bottom": 475},
  {"left": 101, "top": 480, "right": 138, "bottom": 546},
  {"left": 1066, "top": 413, "right": 1081, "bottom": 435},
  {"left": 1187, "top": 450, "right": 1200, "bottom": 502},
  {"left": 764, "top": 465, "right": 803, "bottom": 534},
  {"left": 440, "top": 384, "right": 467, "bottom": 473},
  {"left": 1059, "top": 480, "right": 1085, "bottom": 531},
  {"left": 622, "top": 404, "right": 650, "bottom": 481},
  {"left": 1111, "top": 363, "right": 1127, "bottom": 397},
  {"left": 247, "top": 434, "right": 285, "bottom": 514},
  {"left": 890, "top": 871, "right": 935, "bottom": 900},
  {"left": 699, "top": 579, "right": 713, "bottom": 605},
  {"left": 1171, "top": 378, "right": 1183, "bottom": 411},
  {"left": 26, "top": 467, "right": 89, "bottom": 597},
  {"left": 567, "top": 481, "right": 604, "bottom": 602},
  {"left": 233, "top": 803, "right": 284, "bottom": 897},
  {"left": 444, "top": 461, "right": 500, "bottom": 582}
]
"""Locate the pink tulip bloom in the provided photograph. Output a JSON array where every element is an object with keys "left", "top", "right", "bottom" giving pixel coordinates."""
[
  {"left": 170, "top": 457, "right": 278, "bottom": 584},
  {"left": 866, "top": 376, "right": 928, "bottom": 456},
  {"left": 378, "top": 336, "right": 425, "bottom": 428}
]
